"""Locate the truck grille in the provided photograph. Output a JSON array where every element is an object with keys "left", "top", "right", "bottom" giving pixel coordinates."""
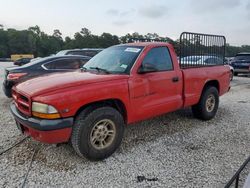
[{"left": 12, "top": 89, "right": 31, "bottom": 116}]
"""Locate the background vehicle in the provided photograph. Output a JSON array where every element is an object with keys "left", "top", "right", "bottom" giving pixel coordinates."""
[
  {"left": 30, "top": 57, "right": 42, "bottom": 62},
  {"left": 14, "top": 57, "right": 33, "bottom": 66},
  {"left": 10, "top": 32, "right": 230, "bottom": 160},
  {"left": 231, "top": 52, "right": 250, "bottom": 76},
  {"left": 180, "top": 55, "right": 234, "bottom": 80},
  {"left": 56, "top": 48, "right": 103, "bottom": 57},
  {"left": 3, "top": 55, "right": 91, "bottom": 97},
  {"left": 225, "top": 57, "right": 235, "bottom": 65},
  {"left": 180, "top": 55, "right": 224, "bottom": 66},
  {"left": 11, "top": 54, "right": 34, "bottom": 62},
  {"left": 227, "top": 65, "right": 234, "bottom": 81}
]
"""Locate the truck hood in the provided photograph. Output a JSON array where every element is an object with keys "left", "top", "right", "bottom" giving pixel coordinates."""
[{"left": 15, "top": 71, "right": 129, "bottom": 96}]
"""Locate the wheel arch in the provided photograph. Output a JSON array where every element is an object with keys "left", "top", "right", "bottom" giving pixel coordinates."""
[
  {"left": 203, "top": 80, "right": 220, "bottom": 94},
  {"left": 74, "top": 99, "right": 128, "bottom": 123}
]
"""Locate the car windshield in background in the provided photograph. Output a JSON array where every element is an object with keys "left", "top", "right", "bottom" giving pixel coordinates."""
[
  {"left": 83, "top": 46, "right": 144, "bottom": 74},
  {"left": 67, "top": 50, "right": 99, "bottom": 57},
  {"left": 234, "top": 55, "right": 250, "bottom": 61}
]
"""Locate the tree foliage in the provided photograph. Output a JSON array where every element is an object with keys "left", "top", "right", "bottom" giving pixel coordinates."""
[{"left": 0, "top": 25, "right": 249, "bottom": 57}]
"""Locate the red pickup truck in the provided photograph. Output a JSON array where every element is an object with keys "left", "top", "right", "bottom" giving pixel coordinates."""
[{"left": 10, "top": 33, "right": 231, "bottom": 160}]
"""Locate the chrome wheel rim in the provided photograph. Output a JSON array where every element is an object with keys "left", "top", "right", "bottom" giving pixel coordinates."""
[
  {"left": 206, "top": 94, "right": 216, "bottom": 112},
  {"left": 90, "top": 119, "right": 116, "bottom": 150}
]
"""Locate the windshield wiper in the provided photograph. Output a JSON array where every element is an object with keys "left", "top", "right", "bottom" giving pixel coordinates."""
[{"left": 89, "top": 67, "right": 110, "bottom": 74}]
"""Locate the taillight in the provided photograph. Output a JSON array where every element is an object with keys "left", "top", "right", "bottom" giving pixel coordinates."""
[{"left": 7, "top": 73, "right": 27, "bottom": 80}]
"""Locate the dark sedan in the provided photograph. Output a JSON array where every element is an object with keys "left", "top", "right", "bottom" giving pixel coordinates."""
[
  {"left": 3, "top": 55, "right": 91, "bottom": 97},
  {"left": 231, "top": 53, "right": 250, "bottom": 76}
]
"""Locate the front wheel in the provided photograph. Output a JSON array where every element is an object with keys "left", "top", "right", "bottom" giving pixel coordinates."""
[
  {"left": 71, "top": 106, "right": 124, "bottom": 160},
  {"left": 192, "top": 86, "right": 219, "bottom": 120}
]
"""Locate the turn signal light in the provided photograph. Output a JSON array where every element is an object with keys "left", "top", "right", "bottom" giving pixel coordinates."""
[{"left": 32, "top": 112, "right": 61, "bottom": 119}]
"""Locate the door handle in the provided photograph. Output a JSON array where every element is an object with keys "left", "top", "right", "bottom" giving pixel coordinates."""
[{"left": 172, "top": 77, "right": 179, "bottom": 82}]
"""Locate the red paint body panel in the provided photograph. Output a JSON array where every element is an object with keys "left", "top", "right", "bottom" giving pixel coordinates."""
[
  {"left": 22, "top": 124, "right": 72, "bottom": 144},
  {"left": 13, "top": 42, "right": 231, "bottom": 144},
  {"left": 182, "top": 66, "right": 230, "bottom": 107},
  {"left": 16, "top": 71, "right": 129, "bottom": 97},
  {"left": 128, "top": 43, "right": 183, "bottom": 122}
]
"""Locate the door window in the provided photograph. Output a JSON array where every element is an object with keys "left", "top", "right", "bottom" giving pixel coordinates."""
[
  {"left": 141, "top": 47, "right": 173, "bottom": 72},
  {"left": 43, "top": 59, "right": 83, "bottom": 70}
]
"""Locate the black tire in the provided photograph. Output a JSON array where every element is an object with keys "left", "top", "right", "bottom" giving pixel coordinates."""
[
  {"left": 192, "top": 86, "right": 219, "bottom": 120},
  {"left": 234, "top": 72, "right": 238, "bottom": 76},
  {"left": 71, "top": 106, "right": 124, "bottom": 160}
]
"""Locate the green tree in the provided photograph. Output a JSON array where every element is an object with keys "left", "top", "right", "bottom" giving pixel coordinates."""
[
  {"left": 99, "top": 33, "right": 119, "bottom": 48},
  {"left": 0, "top": 28, "right": 8, "bottom": 57},
  {"left": 0, "top": 25, "right": 250, "bottom": 58}
]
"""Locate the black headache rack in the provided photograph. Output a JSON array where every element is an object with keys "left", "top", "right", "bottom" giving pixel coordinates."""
[
  {"left": 179, "top": 32, "right": 226, "bottom": 69},
  {"left": 130, "top": 32, "right": 226, "bottom": 69},
  {"left": 225, "top": 156, "right": 250, "bottom": 188}
]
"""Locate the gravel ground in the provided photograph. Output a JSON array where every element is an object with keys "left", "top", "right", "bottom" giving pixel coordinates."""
[{"left": 0, "top": 62, "right": 249, "bottom": 188}]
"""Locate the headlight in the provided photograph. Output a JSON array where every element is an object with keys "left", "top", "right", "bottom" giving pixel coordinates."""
[{"left": 32, "top": 102, "right": 60, "bottom": 119}]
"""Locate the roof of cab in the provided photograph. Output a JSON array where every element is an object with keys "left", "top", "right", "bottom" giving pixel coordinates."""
[{"left": 118, "top": 42, "right": 170, "bottom": 47}]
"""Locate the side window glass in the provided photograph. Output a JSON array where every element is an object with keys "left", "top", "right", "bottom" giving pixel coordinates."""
[
  {"left": 44, "top": 59, "right": 81, "bottom": 70},
  {"left": 141, "top": 47, "right": 173, "bottom": 72},
  {"left": 79, "top": 59, "right": 89, "bottom": 67}
]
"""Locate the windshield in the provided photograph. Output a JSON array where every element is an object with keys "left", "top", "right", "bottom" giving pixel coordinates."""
[{"left": 83, "top": 46, "right": 144, "bottom": 74}]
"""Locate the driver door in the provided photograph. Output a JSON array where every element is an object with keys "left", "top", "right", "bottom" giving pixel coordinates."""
[{"left": 128, "top": 47, "right": 183, "bottom": 121}]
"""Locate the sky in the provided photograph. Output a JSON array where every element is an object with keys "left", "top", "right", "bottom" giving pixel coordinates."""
[{"left": 0, "top": 0, "right": 250, "bottom": 46}]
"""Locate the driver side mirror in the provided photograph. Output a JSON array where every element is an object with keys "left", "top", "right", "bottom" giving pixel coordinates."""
[{"left": 138, "top": 63, "right": 157, "bottom": 74}]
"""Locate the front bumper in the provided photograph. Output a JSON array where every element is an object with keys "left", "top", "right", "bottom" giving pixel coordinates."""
[
  {"left": 10, "top": 103, "right": 73, "bottom": 144},
  {"left": 234, "top": 69, "right": 250, "bottom": 73}
]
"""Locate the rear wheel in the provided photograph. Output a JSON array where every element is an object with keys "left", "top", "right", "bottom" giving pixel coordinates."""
[
  {"left": 71, "top": 106, "right": 124, "bottom": 160},
  {"left": 192, "top": 86, "right": 219, "bottom": 120}
]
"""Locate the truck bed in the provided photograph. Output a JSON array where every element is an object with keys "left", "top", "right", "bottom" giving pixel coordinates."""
[{"left": 182, "top": 65, "right": 230, "bottom": 108}]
